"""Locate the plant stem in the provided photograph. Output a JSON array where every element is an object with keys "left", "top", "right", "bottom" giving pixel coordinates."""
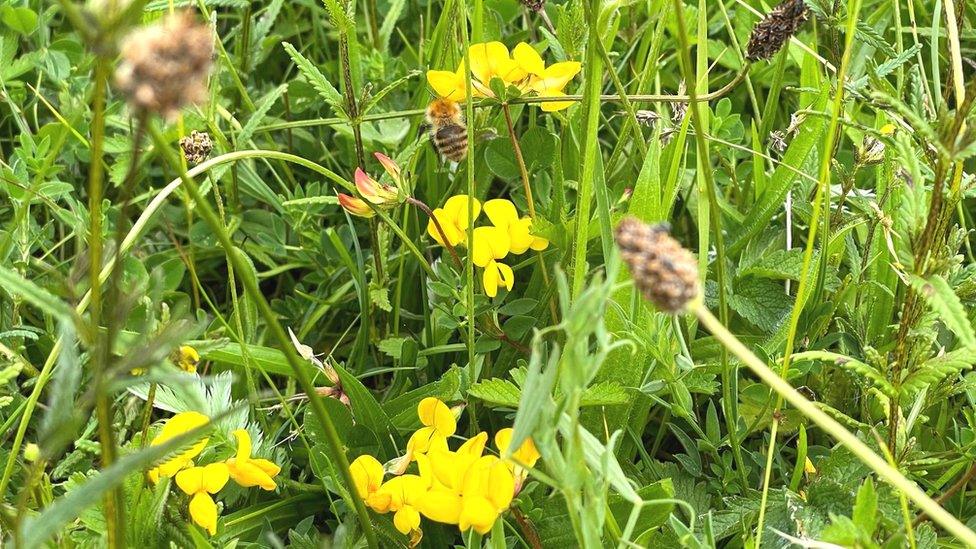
[
  {"left": 146, "top": 122, "right": 378, "bottom": 549},
  {"left": 692, "top": 303, "right": 976, "bottom": 547},
  {"left": 669, "top": 0, "right": 745, "bottom": 487},
  {"left": 406, "top": 196, "right": 462, "bottom": 268},
  {"left": 752, "top": 0, "right": 862, "bottom": 543},
  {"left": 502, "top": 103, "right": 535, "bottom": 218}
]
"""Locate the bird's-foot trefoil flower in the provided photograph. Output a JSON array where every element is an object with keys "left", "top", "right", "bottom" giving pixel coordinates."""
[
  {"left": 175, "top": 462, "right": 229, "bottom": 535},
  {"left": 147, "top": 411, "right": 211, "bottom": 483},
  {"left": 494, "top": 427, "right": 540, "bottom": 494},
  {"left": 225, "top": 429, "right": 281, "bottom": 490},
  {"left": 426, "top": 195, "right": 481, "bottom": 248},
  {"left": 483, "top": 199, "right": 549, "bottom": 254},
  {"left": 176, "top": 345, "right": 200, "bottom": 374}
]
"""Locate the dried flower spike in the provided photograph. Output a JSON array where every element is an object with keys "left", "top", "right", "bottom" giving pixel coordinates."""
[
  {"left": 115, "top": 12, "right": 214, "bottom": 119},
  {"left": 179, "top": 130, "right": 213, "bottom": 165},
  {"left": 518, "top": 0, "right": 545, "bottom": 12},
  {"left": 746, "top": 0, "right": 809, "bottom": 62},
  {"left": 615, "top": 217, "right": 699, "bottom": 313}
]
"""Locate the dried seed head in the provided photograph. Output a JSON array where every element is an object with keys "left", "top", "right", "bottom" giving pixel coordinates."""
[
  {"left": 768, "top": 130, "right": 788, "bottom": 153},
  {"left": 179, "top": 130, "right": 213, "bottom": 165},
  {"left": 518, "top": 0, "right": 545, "bottom": 12},
  {"left": 633, "top": 110, "right": 661, "bottom": 127},
  {"left": 670, "top": 81, "right": 688, "bottom": 126},
  {"left": 746, "top": 0, "right": 809, "bottom": 62},
  {"left": 115, "top": 12, "right": 214, "bottom": 119},
  {"left": 614, "top": 217, "right": 699, "bottom": 313}
]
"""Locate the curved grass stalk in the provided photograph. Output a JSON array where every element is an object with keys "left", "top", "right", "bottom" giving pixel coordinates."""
[{"left": 693, "top": 303, "right": 976, "bottom": 547}]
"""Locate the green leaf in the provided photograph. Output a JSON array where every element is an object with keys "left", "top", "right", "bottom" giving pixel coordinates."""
[
  {"left": 852, "top": 477, "right": 877, "bottom": 535},
  {"left": 910, "top": 274, "right": 976, "bottom": 348},
  {"left": 1, "top": 6, "right": 37, "bottom": 34},
  {"left": 200, "top": 342, "right": 322, "bottom": 380},
  {"left": 728, "top": 277, "right": 793, "bottom": 333},
  {"left": 333, "top": 362, "right": 396, "bottom": 455},
  {"left": 729, "top": 88, "right": 828, "bottom": 254},
  {"left": 384, "top": 368, "right": 463, "bottom": 429},
  {"left": 0, "top": 265, "right": 72, "bottom": 321},
  {"left": 281, "top": 42, "right": 346, "bottom": 117}
]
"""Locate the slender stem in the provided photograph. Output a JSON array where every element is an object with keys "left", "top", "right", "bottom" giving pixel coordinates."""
[
  {"left": 752, "top": 0, "right": 862, "bottom": 543},
  {"left": 406, "top": 196, "right": 462, "bottom": 268},
  {"left": 502, "top": 103, "right": 535, "bottom": 218},
  {"left": 146, "top": 122, "right": 378, "bottom": 549},
  {"left": 693, "top": 303, "right": 976, "bottom": 547},
  {"left": 252, "top": 69, "right": 751, "bottom": 134},
  {"left": 669, "top": 0, "right": 745, "bottom": 486}
]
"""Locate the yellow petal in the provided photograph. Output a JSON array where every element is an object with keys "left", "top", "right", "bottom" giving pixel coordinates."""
[
  {"left": 227, "top": 459, "right": 278, "bottom": 490},
  {"left": 231, "top": 429, "right": 252, "bottom": 461},
  {"left": 151, "top": 412, "right": 210, "bottom": 478},
  {"left": 427, "top": 208, "right": 462, "bottom": 247},
  {"left": 201, "top": 462, "right": 230, "bottom": 494},
  {"left": 188, "top": 492, "right": 219, "bottom": 536},
  {"left": 459, "top": 495, "right": 499, "bottom": 535},
  {"left": 458, "top": 432, "right": 488, "bottom": 457},
  {"left": 251, "top": 458, "right": 282, "bottom": 479},
  {"left": 483, "top": 199, "right": 520, "bottom": 229},
  {"left": 394, "top": 505, "right": 422, "bottom": 535},
  {"left": 512, "top": 43, "right": 545, "bottom": 76},
  {"left": 407, "top": 426, "right": 449, "bottom": 455},
  {"left": 177, "top": 345, "right": 200, "bottom": 373},
  {"left": 496, "top": 262, "right": 515, "bottom": 293},
  {"left": 507, "top": 218, "right": 536, "bottom": 254},
  {"left": 469, "top": 42, "right": 510, "bottom": 85},
  {"left": 418, "top": 489, "right": 462, "bottom": 524},
  {"left": 537, "top": 89, "right": 574, "bottom": 112},
  {"left": 532, "top": 61, "right": 582, "bottom": 93},
  {"left": 442, "top": 195, "right": 481, "bottom": 232},
  {"left": 417, "top": 398, "right": 456, "bottom": 435},
  {"left": 482, "top": 263, "right": 499, "bottom": 298},
  {"left": 496, "top": 428, "right": 541, "bottom": 469},
  {"left": 427, "top": 70, "right": 466, "bottom": 101},
  {"left": 175, "top": 466, "right": 206, "bottom": 495},
  {"left": 529, "top": 235, "right": 549, "bottom": 251},
  {"left": 471, "top": 227, "right": 510, "bottom": 267}
]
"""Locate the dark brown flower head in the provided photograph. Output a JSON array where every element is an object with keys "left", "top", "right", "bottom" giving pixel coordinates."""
[
  {"left": 518, "top": 0, "right": 545, "bottom": 12},
  {"left": 746, "top": 0, "right": 809, "bottom": 62},
  {"left": 115, "top": 12, "right": 214, "bottom": 119},
  {"left": 179, "top": 130, "right": 213, "bottom": 165},
  {"left": 615, "top": 217, "right": 699, "bottom": 313}
]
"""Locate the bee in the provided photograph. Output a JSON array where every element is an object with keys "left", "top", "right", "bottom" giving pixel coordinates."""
[{"left": 425, "top": 98, "right": 468, "bottom": 162}]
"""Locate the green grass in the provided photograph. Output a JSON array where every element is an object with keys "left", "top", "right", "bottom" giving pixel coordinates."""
[{"left": 2, "top": 0, "right": 976, "bottom": 547}]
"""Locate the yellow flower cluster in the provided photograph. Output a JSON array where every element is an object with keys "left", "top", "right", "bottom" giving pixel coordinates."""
[
  {"left": 427, "top": 42, "right": 582, "bottom": 112},
  {"left": 350, "top": 398, "right": 539, "bottom": 545},
  {"left": 146, "top": 412, "right": 282, "bottom": 535},
  {"left": 426, "top": 196, "right": 548, "bottom": 297}
]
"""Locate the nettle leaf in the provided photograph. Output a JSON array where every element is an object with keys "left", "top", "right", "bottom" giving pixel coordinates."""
[
  {"left": 728, "top": 277, "right": 792, "bottom": 333},
  {"left": 911, "top": 274, "right": 976, "bottom": 347}
]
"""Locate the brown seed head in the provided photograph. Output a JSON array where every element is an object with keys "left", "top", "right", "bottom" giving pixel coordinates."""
[
  {"left": 115, "top": 12, "right": 214, "bottom": 119},
  {"left": 179, "top": 130, "right": 213, "bottom": 165},
  {"left": 518, "top": 0, "right": 545, "bottom": 12},
  {"left": 615, "top": 217, "right": 699, "bottom": 313},
  {"left": 746, "top": 0, "right": 809, "bottom": 62}
]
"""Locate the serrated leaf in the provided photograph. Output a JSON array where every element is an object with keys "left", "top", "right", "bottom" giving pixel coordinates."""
[
  {"left": 281, "top": 42, "right": 346, "bottom": 117},
  {"left": 902, "top": 347, "right": 976, "bottom": 397},
  {"left": 911, "top": 274, "right": 976, "bottom": 348},
  {"left": 728, "top": 277, "right": 793, "bottom": 333}
]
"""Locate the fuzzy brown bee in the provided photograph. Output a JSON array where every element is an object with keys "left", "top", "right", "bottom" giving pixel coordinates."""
[{"left": 425, "top": 98, "right": 468, "bottom": 162}]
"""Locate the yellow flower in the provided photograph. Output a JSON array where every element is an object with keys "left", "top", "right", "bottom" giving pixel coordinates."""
[
  {"left": 350, "top": 454, "right": 393, "bottom": 512},
  {"left": 469, "top": 42, "right": 526, "bottom": 87},
  {"left": 147, "top": 411, "right": 210, "bottom": 482},
  {"left": 426, "top": 195, "right": 481, "bottom": 248},
  {"left": 495, "top": 427, "right": 540, "bottom": 493},
  {"left": 175, "top": 462, "right": 230, "bottom": 535},
  {"left": 426, "top": 67, "right": 468, "bottom": 101},
  {"left": 529, "top": 61, "right": 582, "bottom": 112},
  {"left": 225, "top": 429, "right": 281, "bottom": 491},
  {"left": 177, "top": 345, "right": 200, "bottom": 374},
  {"left": 481, "top": 260, "right": 514, "bottom": 298},
  {"left": 377, "top": 474, "right": 430, "bottom": 544},
  {"left": 483, "top": 199, "right": 549, "bottom": 254},
  {"left": 420, "top": 442, "right": 515, "bottom": 535},
  {"left": 407, "top": 398, "right": 457, "bottom": 456},
  {"left": 512, "top": 42, "right": 545, "bottom": 78}
]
